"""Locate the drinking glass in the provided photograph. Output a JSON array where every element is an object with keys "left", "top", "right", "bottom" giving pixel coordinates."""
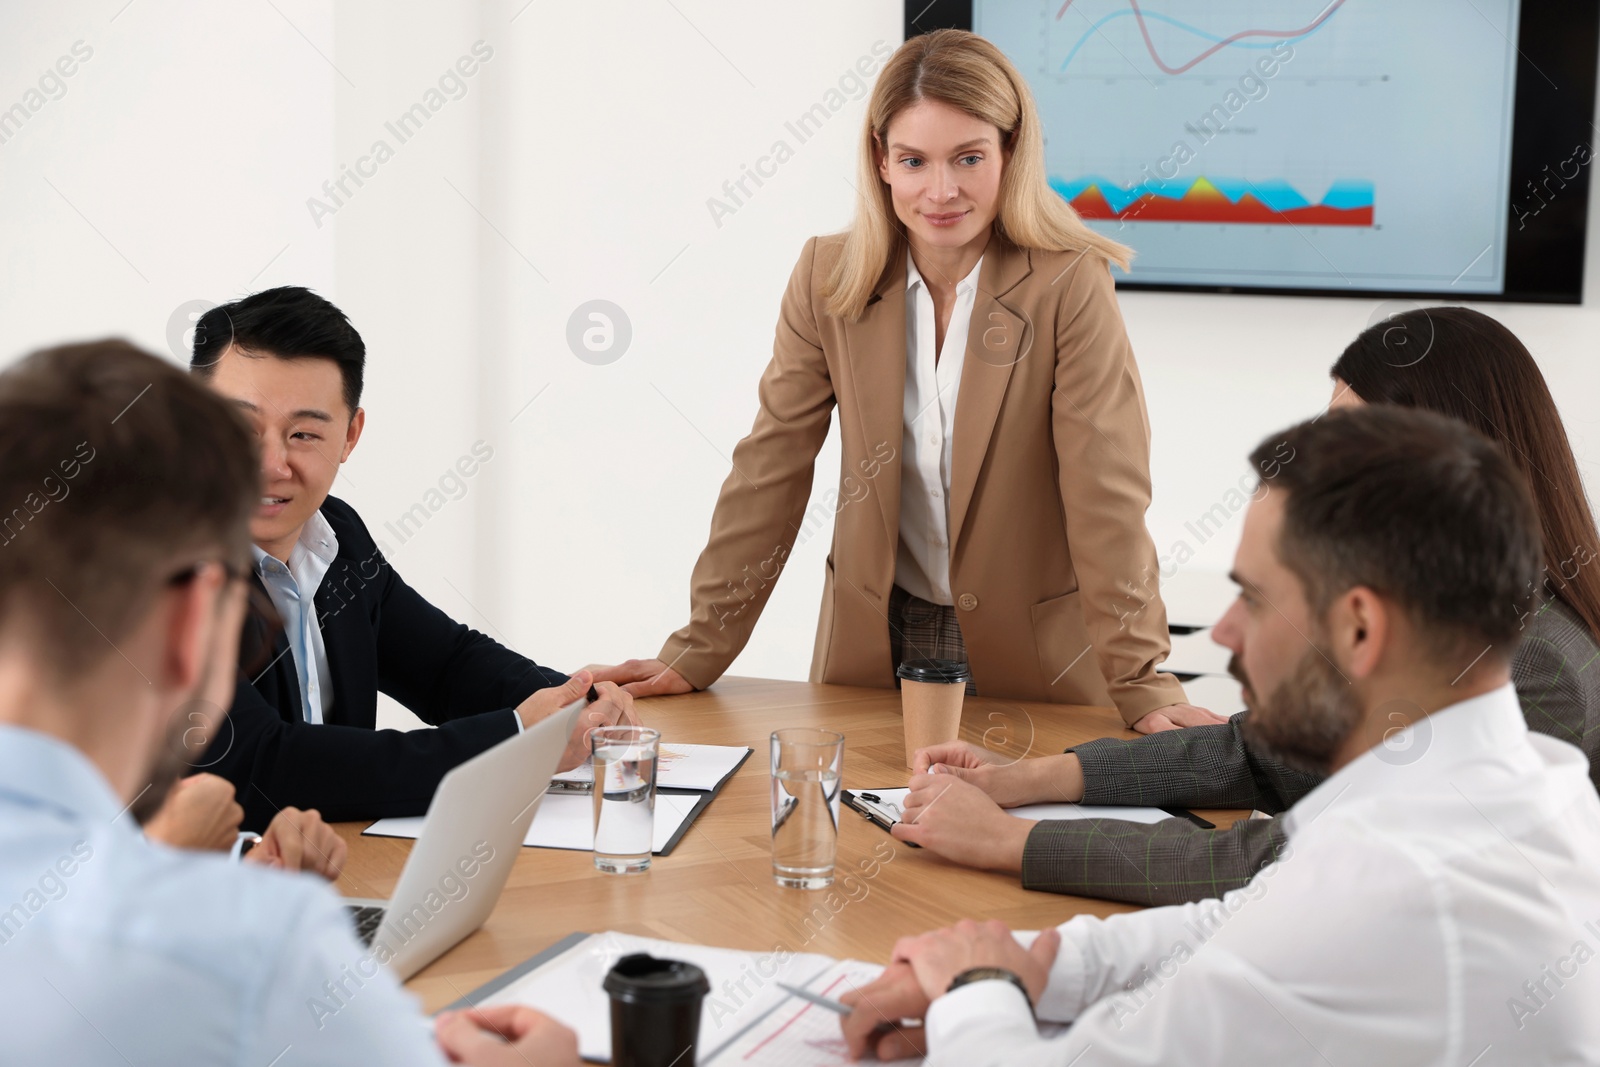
[
  {"left": 769, "top": 728, "right": 844, "bottom": 889},
  {"left": 591, "top": 726, "right": 659, "bottom": 873}
]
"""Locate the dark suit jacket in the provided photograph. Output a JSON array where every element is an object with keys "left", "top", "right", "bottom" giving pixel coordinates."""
[
  {"left": 1020, "top": 596, "right": 1600, "bottom": 906},
  {"left": 201, "top": 496, "right": 566, "bottom": 830}
]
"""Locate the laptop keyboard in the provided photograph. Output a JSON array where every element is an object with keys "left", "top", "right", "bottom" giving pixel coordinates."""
[{"left": 346, "top": 904, "right": 386, "bottom": 946}]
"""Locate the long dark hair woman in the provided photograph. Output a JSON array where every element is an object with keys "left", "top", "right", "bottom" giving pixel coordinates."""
[
  {"left": 1326, "top": 308, "right": 1600, "bottom": 773},
  {"left": 1330, "top": 306, "right": 1600, "bottom": 659}
]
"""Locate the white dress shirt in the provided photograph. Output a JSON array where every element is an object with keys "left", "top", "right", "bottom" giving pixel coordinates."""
[
  {"left": 0, "top": 724, "right": 446, "bottom": 1066},
  {"left": 253, "top": 509, "right": 338, "bottom": 723},
  {"left": 926, "top": 683, "right": 1600, "bottom": 1064},
  {"left": 895, "top": 250, "right": 984, "bottom": 607}
]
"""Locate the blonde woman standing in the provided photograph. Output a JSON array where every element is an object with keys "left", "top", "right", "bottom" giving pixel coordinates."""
[{"left": 603, "top": 30, "right": 1218, "bottom": 733}]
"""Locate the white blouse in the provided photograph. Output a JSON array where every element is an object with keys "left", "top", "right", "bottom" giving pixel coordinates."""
[{"left": 895, "top": 250, "right": 984, "bottom": 607}]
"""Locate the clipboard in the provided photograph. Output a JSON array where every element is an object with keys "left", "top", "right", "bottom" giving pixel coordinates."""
[{"left": 841, "top": 789, "right": 919, "bottom": 847}]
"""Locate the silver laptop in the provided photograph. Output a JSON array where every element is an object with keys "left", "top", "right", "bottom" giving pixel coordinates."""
[{"left": 344, "top": 696, "right": 586, "bottom": 980}]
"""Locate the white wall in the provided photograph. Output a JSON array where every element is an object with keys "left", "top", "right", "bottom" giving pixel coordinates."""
[
  {"left": 5, "top": 2, "right": 1599, "bottom": 730},
  {"left": 0, "top": 1, "right": 336, "bottom": 355},
  {"left": 472, "top": 1, "right": 903, "bottom": 691}
]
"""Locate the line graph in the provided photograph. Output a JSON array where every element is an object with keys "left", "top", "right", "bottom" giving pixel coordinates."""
[
  {"left": 975, "top": 0, "right": 1522, "bottom": 293},
  {"left": 1056, "top": 0, "right": 1348, "bottom": 75}
]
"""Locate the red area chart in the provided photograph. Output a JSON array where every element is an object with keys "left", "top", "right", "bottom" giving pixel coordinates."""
[{"left": 1067, "top": 176, "right": 1374, "bottom": 226}]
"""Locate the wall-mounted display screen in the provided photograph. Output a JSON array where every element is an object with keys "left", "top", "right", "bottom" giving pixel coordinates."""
[{"left": 914, "top": 1, "right": 1599, "bottom": 302}]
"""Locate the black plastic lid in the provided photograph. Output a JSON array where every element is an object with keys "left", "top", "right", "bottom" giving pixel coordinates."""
[
  {"left": 603, "top": 954, "right": 711, "bottom": 1004},
  {"left": 895, "top": 658, "right": 972, "bottom": 684}
]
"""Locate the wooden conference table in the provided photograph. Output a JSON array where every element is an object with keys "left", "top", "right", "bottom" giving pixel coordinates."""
[{"left": 330, "top": 677, "right": 1245, "bottom": 1013}]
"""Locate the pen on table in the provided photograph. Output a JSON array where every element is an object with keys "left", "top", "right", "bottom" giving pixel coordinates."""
[
  {"left": 1161, "top": 806, "right": 1216, "bottom": 829},
  {"left": 777, "top": 982, "right": 852, "bottom": 1015}
]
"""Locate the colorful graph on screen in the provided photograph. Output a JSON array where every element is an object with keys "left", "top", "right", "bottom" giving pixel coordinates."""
[
  {"left": 1055, "top": 0, "right": 1348, "bottom": 76},
  {"left": 1052, "top": 176, "right": 1375, "bottom": 227},
  {"left": 976, "top": 0, "right": 1522, "bottom": 292}
]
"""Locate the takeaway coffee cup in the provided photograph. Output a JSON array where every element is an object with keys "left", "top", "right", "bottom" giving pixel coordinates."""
[
  {"left": 604, "top": 953, "right": 710, "bottom": 1067},
  {"left": 895, "top": 659, "right": 972, "bottom": 768}
]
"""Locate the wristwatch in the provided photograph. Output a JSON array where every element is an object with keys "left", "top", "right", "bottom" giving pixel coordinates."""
[
  {"left": 230, "top": 831, "right": 262, "bottom": 862},
  {"left": 946, "top": 967, "right": 1034, "bottom": 1014}
]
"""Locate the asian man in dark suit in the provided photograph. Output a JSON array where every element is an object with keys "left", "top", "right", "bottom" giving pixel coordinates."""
[{"left": 154, "top": 286, "right": 635, "bottom": 833}]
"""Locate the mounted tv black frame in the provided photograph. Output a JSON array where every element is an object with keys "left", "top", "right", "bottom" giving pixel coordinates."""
[{"left": 906, "top": 1, "right": 1599, "bottom": 304}]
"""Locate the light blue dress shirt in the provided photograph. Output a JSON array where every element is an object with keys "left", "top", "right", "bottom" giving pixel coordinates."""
[
  {"left": 253, "top": 509, "right": 339, "bottom": 724},
  {"left": 0, "top": 724, "right": 446, "bottom": 1066}
]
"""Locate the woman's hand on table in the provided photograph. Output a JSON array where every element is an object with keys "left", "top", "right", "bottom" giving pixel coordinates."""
[
  {"left": 890, "top": 771, "right": 1034, "bottom": 873},
  {"left": 910, "top": 741, "right": 1074, "bottom": 808},
  {"left": 1130, "top": 703, "right": 1228, "bottom": 733},
  {"left": 590, "top": 658, "right": 695, "bottom": 698}
]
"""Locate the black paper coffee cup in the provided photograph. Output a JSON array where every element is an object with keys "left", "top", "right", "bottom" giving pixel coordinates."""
[{"left": 604, "top": 953, "right": 710, "bottom": 1067}]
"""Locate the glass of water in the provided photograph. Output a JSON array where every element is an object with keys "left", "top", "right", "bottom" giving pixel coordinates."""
[
  {"left": 591, "top": 726, "right": 659, "bottom": 874},
  {"left": 770, "top": 728, "right": 844, "bottom": 889}
]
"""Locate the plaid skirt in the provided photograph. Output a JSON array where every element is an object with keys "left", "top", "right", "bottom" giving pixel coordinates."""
[{"left": 887, "top": 585, "right": 978, "bottom": 696}]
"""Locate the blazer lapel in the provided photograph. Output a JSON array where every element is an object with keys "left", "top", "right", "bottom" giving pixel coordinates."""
[
  {"left": 246, "top": 572, "right": 303, "bottom": 723},
  {"left": 949, "top": 240, "right": 1033, "bottom": 551},
  {"left": 844, "top": 253, "right": 909, "bottom": 554}
]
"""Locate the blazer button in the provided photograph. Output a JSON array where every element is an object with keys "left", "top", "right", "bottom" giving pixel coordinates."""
[{"left": 957, "top": 593, "right": 978, "bottom": 611}]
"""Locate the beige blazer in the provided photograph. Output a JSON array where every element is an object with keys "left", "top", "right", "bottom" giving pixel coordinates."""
[{"left": 659, "top": 232, "right": 1186, "bottom": 724}]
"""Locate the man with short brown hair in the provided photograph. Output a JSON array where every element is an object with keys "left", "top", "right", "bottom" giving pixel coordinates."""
[
  {"left": 843, "top": 407, "right": 1600, "bottom": 1065},
  {"left": 0, "top": 340, "right": 576, "bottom": 1065}
]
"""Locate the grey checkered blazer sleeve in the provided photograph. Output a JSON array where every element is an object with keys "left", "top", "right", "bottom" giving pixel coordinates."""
[
  {"left": 1511, "top": 597, "right": 1600, "bottom": 789},
  {"left": 1018, "top": 595, "right": 1600, "bottom": 907},
  {"left": 1020, "top": 813, "right": 1288, "bottom": 906},
  {"left": 1072, "top": 717, "right": 1322, "bottom": 812},
  {"left": 1016, "top": 721, "right": 1311, "bottom": 906}
]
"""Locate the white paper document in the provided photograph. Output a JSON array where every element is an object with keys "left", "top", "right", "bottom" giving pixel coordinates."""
[
  {"left": 466, "top": 932, "right": 1069, "bottom": 1064},
  {"left": 713, "top": 957, "right": 927, "bottom": 1066},
  {"left": 856, "top": 787, "right": 1171, "bottom": 826},
  {"left": 364, "top": 792, "right": 702, "bottom": 853},
  {"left": 476, "top": 931, "right": 837, "bottom": 1062},
  {"left": 550, "top": 742, "right": 750, "bottom": 792}
]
